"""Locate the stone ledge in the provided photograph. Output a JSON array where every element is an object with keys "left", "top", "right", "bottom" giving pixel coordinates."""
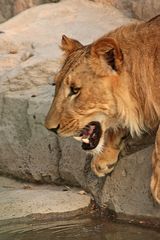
[{"left": 0, "top": 176, "right": 91, "bottom": 220}]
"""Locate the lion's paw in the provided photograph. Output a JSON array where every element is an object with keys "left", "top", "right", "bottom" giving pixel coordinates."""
[{"left": 91, "top": 157, "right": 115, "bottom": 177}]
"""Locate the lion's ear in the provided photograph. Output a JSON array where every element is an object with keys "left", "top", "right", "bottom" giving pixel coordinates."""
[
  {"left": 91, "top": 37, "right": 123, "bottom": 71},
  {"left": 61, "top": 35, "right": 83, "bottom": 54}
]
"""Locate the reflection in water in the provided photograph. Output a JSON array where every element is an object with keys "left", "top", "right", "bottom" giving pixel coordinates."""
[{"left": 0, "top": 217, "right": 160, "bottom": 240}]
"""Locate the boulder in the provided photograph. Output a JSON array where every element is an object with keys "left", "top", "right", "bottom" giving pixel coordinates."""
[
  {"left": 99, "top": 146, "right": 160, "bottom": 218},
  {"left": 0, "top": 0, "right": 60, "bottom": 24},
  {"left": 0, "top": 86, "right": 61, "bottom": 182},
  {"left": 93, "top": 0, "right": 160, "bottom": 20},
  {"left": 0, "top": 0, "right": 132, "bottom": 92},
  {"left": 92, "top": 0, "right": 136, "bottom": 17},
  {"left": 132, "top": 0, "right": 160, "bottom": 20},
  {"left": 0, "top": 0, "right": 14, "bottom": 24}
]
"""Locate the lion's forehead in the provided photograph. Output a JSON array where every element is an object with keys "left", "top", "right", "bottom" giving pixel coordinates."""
[
  {"left": 57, "top": 50, "right": 85, "bottom": 80},
  {"left": 56, "top": 45, "right": 92, "bottom": 84}
]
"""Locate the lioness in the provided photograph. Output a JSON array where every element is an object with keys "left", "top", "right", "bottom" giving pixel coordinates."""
[{"left": 45, "top": 15, "right": 160, "bottom": 203}]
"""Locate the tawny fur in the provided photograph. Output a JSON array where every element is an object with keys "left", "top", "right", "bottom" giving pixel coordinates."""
[{"left": 45, "top": 15, "right": 160, "bottom": 203}]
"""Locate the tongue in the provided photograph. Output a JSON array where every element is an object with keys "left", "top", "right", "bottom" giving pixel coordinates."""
[
  {"left": 80, "top": 125, "right": 95, "bottom": 138},
  {"left": 74, "top": 122, "right": 101, "bottom": 150}
]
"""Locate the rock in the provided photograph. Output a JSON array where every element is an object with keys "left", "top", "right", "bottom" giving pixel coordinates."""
[
  {"left": 59, "top": 138, "right": 87, "bottom": 186},
  {"left": 132, "top": 0, "right": 160, "bottom": 20},
  {"left": 13, "top": 0, "right": 61, "bottom": 15},
  {"left": 0, "top": 0, "right": 133, "bottom": 92},
  {"left": 58, "top": 137, "right": 107, "bottom": 202},
  {"left": 92, "top": 0, "right": 136, "bottom": 17},
  {"left": 0, "top": 86, "right": 61, "bottom": 182},
  {"left": 0, "top": 0, "right": 14, "bottom": 24},
  {"left": 0, "top": 176, "right": 90, "bottom": 220},
  {"left": 14, "top": 0, "right": 34, "bottom": 15},
  {"left": 99, "top": 146, "right": 160, "bottom": 218},
  {"left": 0, "top": 0, "right": 61, "bottom": 24},
  {"left": 92, "top": 0, "right": 160, "bottom": 20}
]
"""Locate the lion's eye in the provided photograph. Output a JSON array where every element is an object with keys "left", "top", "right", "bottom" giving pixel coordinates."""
[{"left": 70, "top": 86, "right": 80, "bottom": 95}]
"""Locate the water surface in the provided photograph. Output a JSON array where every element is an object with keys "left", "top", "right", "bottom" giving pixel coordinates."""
[{"left": 0, "top": 217, "right": 159, "bottom": 240}]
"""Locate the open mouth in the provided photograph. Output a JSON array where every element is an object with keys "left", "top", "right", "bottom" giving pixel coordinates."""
[{"left": 74, "top": 121, "right": 102, "bottom": 150}]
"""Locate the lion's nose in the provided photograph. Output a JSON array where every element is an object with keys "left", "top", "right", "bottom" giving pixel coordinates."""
[{"left": 47, "top": 124, "right": 60, "bottom": 134}]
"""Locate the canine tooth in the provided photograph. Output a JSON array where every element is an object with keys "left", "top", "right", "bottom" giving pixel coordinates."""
[
  {"left": 82, "top": 138, "right": 90, "bottom": 144},
  {"left": 73, "top": 136, "right": 82, "bottom": 141}
]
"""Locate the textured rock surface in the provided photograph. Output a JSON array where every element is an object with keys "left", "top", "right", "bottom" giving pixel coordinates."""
[
  {"left": 99, "top": 146, "right": 160, "bottom": 218},
  {"left": 93, "top": 0, "right": 160, "bottom": 20},
  {"left": 0, "top": 0, "right": 159, "bottom": 220},
  {"left": 0, "top": 0, "right": 60, "bottom": 24},
  {"left": 0, "top": 176, "right": 90, "bottom": 220},
  {"left": 0, "top": 0, "right": 14, "bottom": 23},
  {"left": 0, "top": 86, "right": 60, "bottom": 182},
  {"left": 132, "top": 0, "right": 160, "bottom": 20},
  {"left": 92, "top": 0, "right": 136, "bottom": 17},
  {"left": 0, "top": 0, "right": 132, "bottom": 93}
]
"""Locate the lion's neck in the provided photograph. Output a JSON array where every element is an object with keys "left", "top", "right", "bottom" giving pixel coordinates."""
[
  {"left": 113, "top": 72, "right": 159, "bottom": 136},
  {"left": 113, "top": 75, "right": 145, "bottom": 136},
  {"left": 109, "top": 20, "right": 160, "bottom": 134}
]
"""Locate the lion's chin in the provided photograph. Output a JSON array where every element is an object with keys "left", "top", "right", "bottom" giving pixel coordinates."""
[{"left": 73, "top": 121, "right": 102, "bottom": 151}]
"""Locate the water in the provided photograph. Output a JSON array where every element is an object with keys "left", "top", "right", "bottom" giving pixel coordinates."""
[{"left": 0, "top": 217, "right": 159, "bottom": 240}]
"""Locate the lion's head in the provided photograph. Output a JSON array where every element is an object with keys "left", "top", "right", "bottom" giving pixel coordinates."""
[{"left": 45, "top": 35, "right": 123, "bottom": 153}]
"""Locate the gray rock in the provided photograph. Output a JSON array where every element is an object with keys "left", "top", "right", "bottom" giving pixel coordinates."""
[
  {"left": 59, "top": 138, "right": 87, "bottom": 186},
  {"left": 93, "top": 0, "right": 137, "bottom": 17},
  {"left": 0, "top": 86, "right": 61, "bottom": 182},
  {"left": 132, "top": 0, "right": 160, "bottom": 20},
  {"left": 0, "top": 176, "right": 90, "bottom": 220},
  {"left": 93, "top": 0, "right": 160, "bottom": 20},
  {"left": 0, "top": 0, "right": 14, "bottom": 24},
  {"left": 99, "top": 146, "right": 160, "bottom": 218}
]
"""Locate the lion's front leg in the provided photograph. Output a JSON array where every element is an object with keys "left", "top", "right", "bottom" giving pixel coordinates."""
[
  {"left": 91, "top": 129, "right": 127, "bottom": 177},
  {"left": 151, "top": 125, "right": 160, "bottom": 204}
]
